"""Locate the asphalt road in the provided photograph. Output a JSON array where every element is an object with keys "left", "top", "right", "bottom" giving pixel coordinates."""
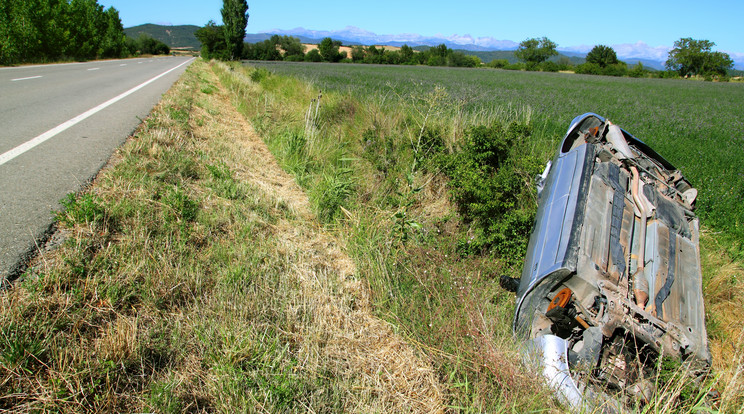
[{"left": 0, "top": 56, "right": 194, "bottom": 281}]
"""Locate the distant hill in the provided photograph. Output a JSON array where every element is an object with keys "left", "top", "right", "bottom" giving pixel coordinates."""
[{"left": 124, "top": 24, "right": 200, "bottom": 49}]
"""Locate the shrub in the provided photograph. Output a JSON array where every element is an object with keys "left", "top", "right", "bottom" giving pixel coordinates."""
[
  {"left": 602, "top": 62, "right": 627, "bottom": 77},
  {"left": 574, "top": 62, "right": 602, "bottom": 75},
  {"left": 304, "top": 49, "right": 322, "bottom": 62},
  {"left": 504, "top": 62, "right": 526, "bottom": 71},
  {"left": 628, "top": 62, "right": 648, "bottom": 78},
  {"left": 538, "top": 61, "right": 560, "bottom": 72},
  {"left": 487, "top": 59, "right": 509, "bottom": 69},
  {"left": 443, "top": 122, "right": 541, "bottom": 262}
]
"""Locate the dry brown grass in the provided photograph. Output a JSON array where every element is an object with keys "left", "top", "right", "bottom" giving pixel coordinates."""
[{"left": 700, "top": 230, "right": 744, "bottom": 411}]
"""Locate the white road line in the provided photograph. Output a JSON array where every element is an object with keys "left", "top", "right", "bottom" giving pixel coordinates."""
[
  {"left": 87, "top": 68, "right": 100, "bottom": 71},
  {"left": 0, "top": 58, "right": 194, "bottom": 167},
  {"left": 11, "top": 76, "right": 43, "bottom": 82},
  {"left": 120, "top": 64, "right": 127, "bottom": 67}
]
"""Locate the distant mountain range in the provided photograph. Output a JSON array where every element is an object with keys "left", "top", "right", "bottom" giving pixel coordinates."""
[{"left": 123, "top": 24, "right": 743, "bottom": 70}]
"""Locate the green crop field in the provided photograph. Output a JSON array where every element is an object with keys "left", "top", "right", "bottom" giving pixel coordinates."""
[{"left": 249, "top": 61, "right": 744, "bottom": 248}]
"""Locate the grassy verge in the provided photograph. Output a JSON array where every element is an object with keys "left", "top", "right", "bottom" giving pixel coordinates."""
[{"left": 0, "top": 59, "right": 444, "bottom": 413}]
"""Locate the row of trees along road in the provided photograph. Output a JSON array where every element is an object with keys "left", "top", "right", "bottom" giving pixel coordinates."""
[{"left": 0, "top": 0, "right": 171, "bottom": 65}]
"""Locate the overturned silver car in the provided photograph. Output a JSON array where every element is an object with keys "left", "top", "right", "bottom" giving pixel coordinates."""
[{"left": 514, "top": 113, "right": 711, "bottom": 409}]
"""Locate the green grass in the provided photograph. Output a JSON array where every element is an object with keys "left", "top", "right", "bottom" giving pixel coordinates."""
[
  {"left": 251, "top": 62, "right": 744, "bottom": 254},
  {"left": 231, "top": 60, "right": 744, "bottom": 412}
]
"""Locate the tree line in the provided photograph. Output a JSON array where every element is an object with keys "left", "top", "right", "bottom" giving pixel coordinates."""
[
  {"left": 202, "top": 34, "right": 734, "bottom": 80},
  {"left": 488, "top": 36, "right": 734, "bottom": 80},
  {"left": 198, "top": 30, "right": 481, "bottom": 68},
  {"left": 0, "top": 0, "right": 170, "bottom": 66}
]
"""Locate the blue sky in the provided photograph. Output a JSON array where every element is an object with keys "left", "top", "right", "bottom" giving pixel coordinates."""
[{"left": 99, "top": 0, "right": 743, "bottom": 55}]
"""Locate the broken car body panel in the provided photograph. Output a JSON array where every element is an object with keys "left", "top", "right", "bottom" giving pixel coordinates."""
[{"left": 515, "top": 113, "right": 710, "bottom": 408}]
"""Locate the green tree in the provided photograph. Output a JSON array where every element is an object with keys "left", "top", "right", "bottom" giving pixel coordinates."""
[
  {"left": 66, "top": 0, "right": 103, "bottom": 60},
  {"left": 666, "top": 37, "right": 733, "bottom": 77},
  {"left": 221, "top": 0, "right": 249, "bottom": 60},
  {"left": 628, "top": 62, "right": 647, "bottom": 78},
  {"left": 586, "top": 45, "right": 618, "bottom": 68},
  {"left": 514, "top": 37, "right": 558, "bottom": 69},
  {"left": 279, "top": 35, "right": 304, "bottom": 59},
  {"left": 195, "top": 20, "right": 227, "bottom": 60},
  {"left": 350, "top": 45, "right": 365, "bottom": 62},
  {"left": 400, "top": 44, "right": 414, "bottom": 64},
  {"left": 318, "top": 37, "right": 343, "bottom": 62},
  {"left": 136, "top": 34, "right": 170, "bottom": 55},
  {"left": 0, "top": 0, "right": 127, "bottom": 65},
  {"left": 252, "top": 37, "right": 282, "bottom": 60},
  {"left": 364, "top": 45, "right": 385, "bottom": 64},
  {"left": 100, "top": 7, "right": 126, "bottom": 58},
  {"left": 0, "top": 0, "right": 34, "bottom": 64},
  {"left": 304, "top": 48, "right": 322, "bottom": 62}
]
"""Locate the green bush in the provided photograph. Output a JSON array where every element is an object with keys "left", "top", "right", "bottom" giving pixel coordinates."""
[
  {"left": 304, "top": 49, "right": 322, "bottom": 62},
  {"left": 538, "top": 61, "right": 560, "bottom": 72},
  {"left": 628, "top": 62, "right": 648, "bottom": 78},
  {"left": 602, "top": 62, "right": 628, "bottom": 77},
  {"left": 487, "top": 59, "right": 509, "bottom": 69},
  {"left": 504, "top": 62, "right": 526, "bottom": 71},
  {"left": 57, "top": 193, "right": 108, "bottom": 229},
  {"left": 574, "top": 62, "right": 602, "bottom": 75},
  {"left": 133, "top": 34, "right": 170, "bottom": 55},
  {"left": 442, "top": 122, "right": 541, "bottom": 262}
]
